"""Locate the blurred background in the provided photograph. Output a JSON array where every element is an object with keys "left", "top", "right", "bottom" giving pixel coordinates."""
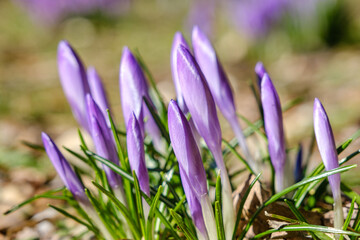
[{"left": 1, "top": 0, "right": 360, "bottom": 238}]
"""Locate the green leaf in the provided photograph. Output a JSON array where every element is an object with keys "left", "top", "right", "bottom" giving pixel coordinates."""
[
  {"left": 294, "top": 149, "right": 360, "bottom": 207},
  {"left": 147, "top": 186, "right": 163, "bottom": 240},
  {"left": 86, "top": 150, "right": 176, "bottom": 209},
  {"left": 284, "top": 199, "right": 319, "bottom": 239},
  {"left": 107, "top": 109, "right": 128, "bottom": 171},
  {"left": 170, "top": 209, "right": 197, "bottom": 240},
  {"left": 21, "top": 140, "right": 45, "bottom": 151},
  {"left": 222, "top": 139, "right": 255, "bottom": 175},
  {"left": 239, "top": 165, "right": 356, "bottom": 239},
  {"left": 253, "top": 224, "right": 360, "bottom": 239},
  {"left": 237, "top": 114, "right": 267, "bottom": 141},
  {"left": 215, "top": 172, "right": 222, "bottom": 207},
  {"left": 341, "top": 183, "right": 360, "bottom": 206},
  {"left": 337, "top": 139, "right": 352, "bottom": 154},
  {"left": 49, "top": 204, "right": 97, "bottom": 233},
  {"left": 133, "top": 171, "right": 146, "bottom": 238},
  {"left": 92, "top": 181, "right": 141, "bottom": 240},
  {"left": 339, "top": 197, "right": 356, "bottom": 240},
  {"left": 143, "top": 96, "right": 170, "bottom": 144},
  {"left": 4, "top": 187, "right": 66, "bottom": 215},
  {"left": 215, "top": 201, "right": 226, "bottom": 240}
]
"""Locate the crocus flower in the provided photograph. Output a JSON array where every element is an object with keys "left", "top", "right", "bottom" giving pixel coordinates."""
[
  {"left": 176, "top": 46, "right": 235, "bottom": 239},
  {"left": 126, "top": 113, "right": 150, "bottom": 197},
  {"left": 119, "top": 46, "right": 166, "bottom": 153},
  {"left": 192, "top": 26, "right": 256, "bottom": 173},
  {"left": 261, "top": 73, "right": 286, "bottom": 192},
  {"left": 87, "top": 67, "right": 111, "bottom": 127},
  {"left": 57, "top": 41, "right": 91, "bottom": 133},
  {"left": 168, "top": 100, "right": 215, "bottom": 240},
  {"left": 313, "top": 98, "right": 344, "bottom": 230},
  {"left": 170, "top": 32, "right": 201, "bottom": 146},
  {"left": 42, "top": 132, "right": 112, "bottom": 239},
  {"left": 86, "top": 94, "right": 126, "bottom": 196},
  {"left": 119, "top": 46, "right": 148, "bottom": 135},
  {"left": 42, "top": 132, "right": 88, "bottom": 204}
]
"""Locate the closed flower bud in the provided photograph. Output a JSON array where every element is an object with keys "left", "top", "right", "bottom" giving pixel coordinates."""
[
  {"left": 261, "top": 73, "right": 286, "bottom": 192},
  {"left": 313, "top": 98, "right": 343, "bottom": 230},
  {"left": 57, "top": 41, "right": 90, "bottom": 132},
  {"left": 87, "top": 67, "right": 111, "bottom": 126},
  {"left": 126, "top": 113, "right": 150, "bottom": 196}
]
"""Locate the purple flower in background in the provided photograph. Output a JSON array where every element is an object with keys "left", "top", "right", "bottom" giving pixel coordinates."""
[
  {"left": 13, "top": 0, "right": 131, "bottom": 27},
  {"left": 225, "top": 0, "right": 288, "bottom": 38},
  {"left": 313, "top": 98, "right": 343, "bottom": 229},
  {"left": 186, "top": 0, "right": 216, "bottom": 36},
  {"left": 57, "top": 41, "right": 91, "bottom": 133},
  {"left": 87, "top": 67, "right": 111, "bottom": 127},
  {"left": 168, "top": 100, "right": 212, "bottom": 239},
  {"left": 126, "top": 113, "right": 150, "bottom": 196},
  {"left": 86, "top": 94, "right": 123, "bottom": 190},
  {"left": 192, "top": 26, "right": 256, "bottom": 172},
  {"left": 42, "top": 132, "right": 88, "bottom": 204},
  {"left": 261, "top": 73, "right": 286, "bottom": 192}
]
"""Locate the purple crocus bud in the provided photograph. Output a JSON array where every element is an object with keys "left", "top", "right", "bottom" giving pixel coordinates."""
[
  {"left": 176, "top": 45, "right": 221, "bottom": 163},
  {"left": 176, "top": 46, "right": 234, "bottom": 238},
  {"left": 57, "top": 41, "right": 90, "bottom": 133},
  {"left": 313, "top": 98, "right": 343, "bottom": 229},
  {"left": 87, "top": 67, "right": 111, "bottom": 126},
  {"left": 168, "top": 100, "right": 216, "bottom": 239},
  {"left": 171, "top": 32, "right": 201, "bottom": 147},
  {"left": 255, "top": 61, "right": 267, "bottom": 86},
  {"left": 179, "top": 167, "right": 208, "bottom": 240},
  {"left": 168, "top": 100, "right": 207, "bottom": 199},
  {"left": 171, "top": 32, "right": 191, "bottom": 112},
  {"left": 86, "top": 94, "right": 123, "bottom": 190},
  {"left": 192, "top": 26, "right": 256, "bottom": 172},
  {"left": 120, "top": 47, "right": 166, "bottom": 154},
  {"left": 119, "top": 46, "right": 148, "bottom": 135},
  {"left": 42, "top": 132, "right": 114, "bottom": 239},
  {"left": 261, "top": 73, "right": 286, "bottom": 192},
  {"left": 42, "top": 132, "right": 88, "bottom": 204},
  {"left": 126, "top": 113, "right": 150, "bottom": 197}
]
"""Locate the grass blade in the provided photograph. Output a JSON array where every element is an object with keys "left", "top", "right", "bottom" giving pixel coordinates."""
[
  {"left": 215, "top": 201, "right": 226, "bottom": 240},
  {"left": 170, "top": 209, "right": 197, "bottom": 240}
]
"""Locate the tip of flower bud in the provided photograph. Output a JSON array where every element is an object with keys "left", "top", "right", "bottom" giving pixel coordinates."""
[
  {"left": 255, "top": 62, "right": 266, "bottom": 77},
  {"left": 57, "top": 41, "right": 78, "bottom": 66}
]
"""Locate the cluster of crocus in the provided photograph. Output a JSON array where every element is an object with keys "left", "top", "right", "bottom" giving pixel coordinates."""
[{"left": 34, "top": 26, "right": 358, "bottom": 240}]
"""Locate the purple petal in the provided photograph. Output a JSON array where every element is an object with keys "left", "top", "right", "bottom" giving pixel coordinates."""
[
  {"left": 168, "top": 100, "right": 208, "bottom": 199},
  {"left": 261, "top": 74, "right": 286, "bottom": 174},
  {"left": 176, "top": 45, "right": 222, "bottom": 155},
  {"left": 192, "top": 26, "right": 236, "bottom": 120},
  {"left": 42, "top": 132, "right": 88, "bottom": 204},
  {"left": 119, "top": 46, "right": 148, "bottom": 134},
  {"left": 57, "top": 41, "right": 90, "bottom": 132},
  {"left": 255, "top": 61, "right": 267, "bottom": 86},
  {"left": 179, "top": 167, "right": 207, "bottom": 237},
  {"left": 313, "top": 98, "right": 340, "bottom": 197},
  {"left": 86, "top": 94, "right": 122, "bottom": 189},
  {"left": 87, "top": 67, "right": 111, "bottom": 126},
  {"left": 171, "top": 32, "right": 191, "bottom": 112},
  {"left": 126, "top": 113, "right": 150, "bottom": 196}
]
